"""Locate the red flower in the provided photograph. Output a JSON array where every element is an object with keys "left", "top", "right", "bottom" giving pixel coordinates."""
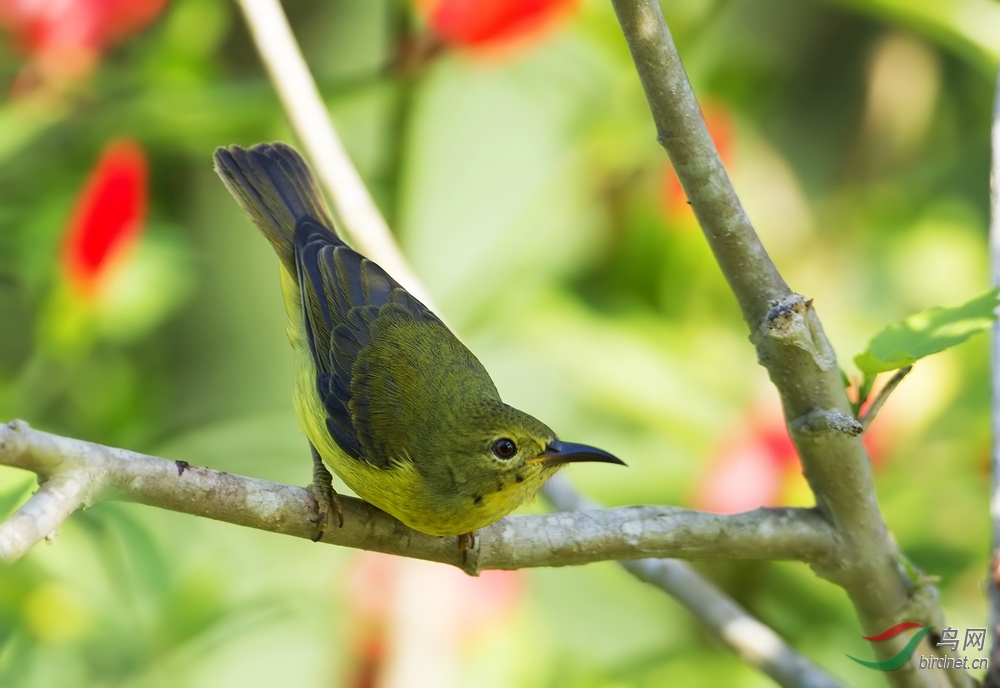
[
  {"left": 694, "top": 409, "right": 887, "bottom": 514},
  {"left": 63, "top": 139, "right": 147, "bottom": 296},
  {"left": 693, "top": 427, "right": 792, "bottom": 514},
  {"left": 0, "top": 0, "right": 167, "bottom": 86},
  {"left": 416, "top": 0, "right": 576, "bottom": 49},
  {"left": 344, "top": 554, "right": 523, "bottom": 686}
]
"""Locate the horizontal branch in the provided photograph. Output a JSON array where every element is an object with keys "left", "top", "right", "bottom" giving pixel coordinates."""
[
  {"left": 0, "top": 420, "right": 836, "bottom": 574},
  {"left": 479, "top": 504, "right": 833, "bottom": 571}
]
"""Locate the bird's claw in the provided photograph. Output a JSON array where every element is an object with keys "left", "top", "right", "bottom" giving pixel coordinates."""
[
  {"left": 308, "top": 478, "right": 343, "bottom": 542},
  {"left": 458, "top": 531, "right": 477, "bottom": 565}
]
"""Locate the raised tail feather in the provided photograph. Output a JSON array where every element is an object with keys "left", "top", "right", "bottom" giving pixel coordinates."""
[{"left": 213, "top": 142, "right": 339, "bottom": 273}]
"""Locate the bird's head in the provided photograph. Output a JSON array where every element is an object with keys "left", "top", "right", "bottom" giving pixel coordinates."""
[{"left": 433, "top": 402, "right": 625, "bottom": 513}]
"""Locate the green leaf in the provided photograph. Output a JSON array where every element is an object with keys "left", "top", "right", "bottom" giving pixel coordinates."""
[{"left": 854, "top": 288, "right": 1000, "bottom": 375}]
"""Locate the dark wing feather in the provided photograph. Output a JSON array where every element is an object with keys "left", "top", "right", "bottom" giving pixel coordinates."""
[{"left": 294, "top": 219, "right": 440, "bottom": 468}]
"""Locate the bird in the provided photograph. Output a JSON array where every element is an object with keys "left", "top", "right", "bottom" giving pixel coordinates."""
[{"left": 213, "top": 142, "right": 624, "bottom": 542}]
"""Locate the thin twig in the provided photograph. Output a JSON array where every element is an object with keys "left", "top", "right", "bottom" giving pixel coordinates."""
[
  {"left": 0, "top": 420, "right": 835, "bottom": 571},
  {"left": 232, "top": 0, "right": 433, "bottom": 308},
  {"left": 0, "top": 472, "right": 92, "bottom": 561},
  {"left": 543, "top": 476, "right": 842, "bottom": 688},
  {"left": 986, "top": 64, "right": 1000, "bottom": 688},
  {"left": 860, "top": 366, "right": 912, "bottom": 431}
]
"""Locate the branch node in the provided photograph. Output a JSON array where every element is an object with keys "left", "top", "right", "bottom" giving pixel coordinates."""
[
  {"left": 760, "top": 295, "right": 836, "bottom": 372},
  {"left": 792, "top": 409, "right": 863, "bottom": 438},
  {"left": 6, "top": 418, "right": 28, "bottom": 433}
]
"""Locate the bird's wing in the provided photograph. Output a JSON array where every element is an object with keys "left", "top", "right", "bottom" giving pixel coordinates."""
[{"left": 294, "top": 218, "right": 440, "bottom": 468}]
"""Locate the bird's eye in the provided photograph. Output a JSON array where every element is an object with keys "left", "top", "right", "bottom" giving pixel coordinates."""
[{"left": 492, "top": 438, "right": 517, "bottom": 459}]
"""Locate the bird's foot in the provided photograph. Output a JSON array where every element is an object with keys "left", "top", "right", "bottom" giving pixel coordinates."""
[
  {"left": 308, "top": 481, "right": 343, "bottom": 542},
  {"left": 458, "top": 531, "right": 477, "bottom": 565},
  {"left": 308, "top": 449, "right": 343, "bottom": 541}
]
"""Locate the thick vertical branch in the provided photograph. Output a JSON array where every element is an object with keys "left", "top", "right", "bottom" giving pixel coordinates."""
[
  {"left": 608, "top": 2, "right": 960, "bottom": 686},
  {"left": 607, "top": 1, "right": 788, "bottom": 325},
  {"left": 987, "top": 65, "right": 1000, "bottom": 688}
]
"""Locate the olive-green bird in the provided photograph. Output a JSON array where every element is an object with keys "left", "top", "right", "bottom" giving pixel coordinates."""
[{"left": 213, "top": 142, "right": 624, "bottom": 540}]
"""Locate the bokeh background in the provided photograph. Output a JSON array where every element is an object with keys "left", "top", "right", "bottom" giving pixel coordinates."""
[{"left": 0, "top": 0, "right": 997, "bottom": 685}]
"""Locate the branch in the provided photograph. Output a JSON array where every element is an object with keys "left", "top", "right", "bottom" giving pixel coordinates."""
[
  {"left": 609, "top": 3, "right": 788, "bottom": 326},
  {"left": 987, "top": 62, "right": 1000, "bottom": 688},
  {"left": 232, "top": 0, "right": 433, "bottom": 308},
  {"left": 0, "top": 420, "right": 835, "bottom": 573},
  {"left": 608, "top": 2, "right": 961, "bottom": 686},
  {"left": 543, "top": 477, "right": 842, "bottom": 688},
  {"left": 859, "top": 367, "right": 912, "bottom": 431},
  {"left": 0, "top": 472, "right": 92, "bottom": 561}
]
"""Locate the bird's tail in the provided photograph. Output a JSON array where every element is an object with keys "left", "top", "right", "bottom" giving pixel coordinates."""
[{"left": 213, "top": 142, "right": 337, "bottom": 273}]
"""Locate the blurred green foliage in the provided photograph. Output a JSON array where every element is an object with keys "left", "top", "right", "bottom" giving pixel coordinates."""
[{"left": 0, "top": 0, "right": 998, "bottom": 685}]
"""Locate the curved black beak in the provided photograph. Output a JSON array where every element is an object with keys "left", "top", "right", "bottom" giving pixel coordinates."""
[{"left": 531, "top": 440, "right": 627, "bottom": 467}]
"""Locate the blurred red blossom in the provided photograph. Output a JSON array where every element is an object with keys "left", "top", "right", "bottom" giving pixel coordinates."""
[
  {"left": 415, "top": 0, "right": 576, "bottom": 50},
  {"left": 661, "top": 102, "right": 733, "bottom": 224},
  {"left": 0, "top": 0, "right": 166, "bottom": 88},
  {"left": 694, "top": 409, "right": 887, "bottom": 514},
  {"left": 344, "top": 553, "right": 522, "bottom": 687},
  {"left": 63, "top": 139, "right": 147, "bottom": 297}
]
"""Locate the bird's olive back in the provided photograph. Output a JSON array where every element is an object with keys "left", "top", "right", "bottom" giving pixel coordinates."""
[{"left": 355, "top": 315, "right": 555, "bottom": 485}]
